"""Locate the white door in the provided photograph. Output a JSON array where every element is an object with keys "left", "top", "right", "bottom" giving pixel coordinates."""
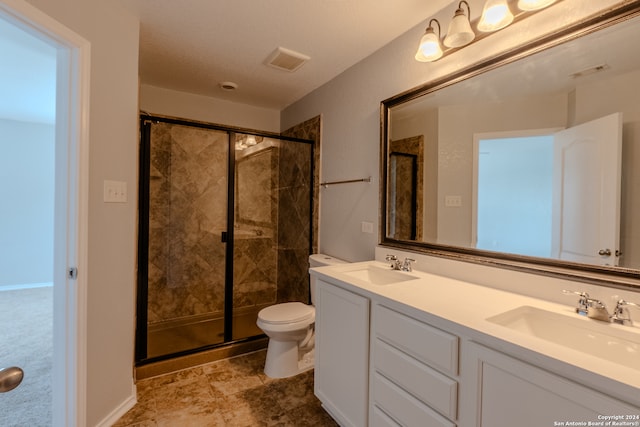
[
  {"left": 551, "top": 113, "right": 622, "bottom": 266},
  {"left": 0, "top": 1, "right": 90, "bottom": 425}
]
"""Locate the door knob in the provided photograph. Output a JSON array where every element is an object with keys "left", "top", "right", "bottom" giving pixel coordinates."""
[
  {"left": 598, "top": 248, "right": 612, "bottom": 256},
  {"left": 0, "top": 366, "right": 23, "bottom": 393}
]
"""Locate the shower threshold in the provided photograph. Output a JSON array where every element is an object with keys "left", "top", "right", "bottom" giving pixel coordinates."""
[{"left": 147, "top": 304, "right": 269, "bottom": 359}]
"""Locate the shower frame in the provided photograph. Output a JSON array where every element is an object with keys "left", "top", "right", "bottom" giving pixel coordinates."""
[{"left": 136, "top": 114, "right": 315, "bottom": 366}]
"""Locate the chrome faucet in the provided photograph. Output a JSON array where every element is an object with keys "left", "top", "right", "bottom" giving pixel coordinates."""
[
  {"left": 584, "top": 298, "right": 611, "bottom": 322},
  {"left": 385, "top": 255, "right": 415, "bottom": 272},
  {"left": 611, "top": 299, "right": 640, "bottom": 326},
  {"left": 562, "top": 290, "right": 610, "bottom": 322}
]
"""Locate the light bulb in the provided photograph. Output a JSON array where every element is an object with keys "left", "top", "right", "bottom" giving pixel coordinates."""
[
  {"left": 415, "top": 21, "right": 443, "bottom": 62},
  {"left": 478, "top": 0, "right": 514, "bottom": 32}
]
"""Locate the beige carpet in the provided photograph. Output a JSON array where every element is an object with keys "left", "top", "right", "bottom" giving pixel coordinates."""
[{"left": 0, "top": 286, "right": 52, "bottom": 426}]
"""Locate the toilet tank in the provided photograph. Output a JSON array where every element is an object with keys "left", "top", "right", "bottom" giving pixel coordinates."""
[{"left": 309, "top": 254, "right": 347, "bottom": 305}]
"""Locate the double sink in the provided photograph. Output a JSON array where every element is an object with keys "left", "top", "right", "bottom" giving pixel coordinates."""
[{"left": 336, "top": 262, "right": 640, "bottom": 371}]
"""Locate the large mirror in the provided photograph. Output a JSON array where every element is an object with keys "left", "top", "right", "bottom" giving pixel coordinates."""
[{"left": 381, "top": 3, "right": 640, "bottom": 286}]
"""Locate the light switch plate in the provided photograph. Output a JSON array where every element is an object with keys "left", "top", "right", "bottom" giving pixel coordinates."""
[
  {"left": 361, "top": 221, "right": 374, "bottom": 234},
  {"left": 104, "top": 180, "right": 127, "bottom": 203}
]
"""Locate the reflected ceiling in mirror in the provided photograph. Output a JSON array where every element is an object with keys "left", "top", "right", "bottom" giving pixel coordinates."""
[{"left": 381, "top": 3, "right": 640, "bottom": 285}]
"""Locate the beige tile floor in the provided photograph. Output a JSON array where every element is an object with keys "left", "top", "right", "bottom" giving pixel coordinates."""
[{"left": 113, "top": 350, "right": 339, "bottom": 427}]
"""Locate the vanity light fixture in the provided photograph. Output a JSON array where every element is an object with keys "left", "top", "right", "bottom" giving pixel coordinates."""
[
  {"left": 477, "top": 0, "right": 513, "bottom": 32},
  {"left": 444, "top": 1, "right": 475, "bottom": 48},
  {"left": 415, "top": 19, "right": 443, "bottom": 62},
  {"left": 415, "top": 0, "right": 561, "bottom": 62}
]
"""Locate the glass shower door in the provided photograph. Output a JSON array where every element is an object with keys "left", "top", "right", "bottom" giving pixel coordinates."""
[
  {"left": 137, "top": 118, "right": 315, "bottom": 363},
  {"left": 231, "top": 134, "right": 313, "bottom": 340},
  {"left": 142, "top": 121, "right": 229, "bottom": 359}
]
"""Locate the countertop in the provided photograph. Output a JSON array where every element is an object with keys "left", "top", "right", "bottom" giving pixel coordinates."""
[{"left": 310, "top": 260, "right": 640, "bottom": 406}]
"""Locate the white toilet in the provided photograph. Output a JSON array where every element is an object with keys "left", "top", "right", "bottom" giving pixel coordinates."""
[{"left": 257, "top": 253, "right": 346, "bottom": 378}]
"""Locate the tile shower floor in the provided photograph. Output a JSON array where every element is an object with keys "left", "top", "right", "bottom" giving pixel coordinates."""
[{"left": 114, "top": 350, "right": 339, "bottom": 427}]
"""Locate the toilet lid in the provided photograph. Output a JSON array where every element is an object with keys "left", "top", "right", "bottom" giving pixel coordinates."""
[{"left": 258, "top": 302, "right": 315, "bottom": 324}]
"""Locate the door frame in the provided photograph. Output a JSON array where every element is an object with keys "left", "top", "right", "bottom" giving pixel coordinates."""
[{"left": 0, "top": 1, "right": 90, "bottom": 425}]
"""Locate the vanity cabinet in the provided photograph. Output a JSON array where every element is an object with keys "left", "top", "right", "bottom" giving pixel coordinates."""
[
  {"left": 311, "top": 266, "right": 640, "bottom": 427},
  {"left": 466, "top": 343, "right": 640, "bottom": 427},
  {"left": 370, "top": 304, "right": 459, "bottom": 427},
  {"left": 314, "top": 279, "right": 370, "bottom": 427}
]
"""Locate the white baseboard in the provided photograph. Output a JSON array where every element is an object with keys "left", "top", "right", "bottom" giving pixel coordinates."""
[
  {"left": 94, "top": 382, "right": 137, "bottom": 427},
  {"left": 0, "top": 282, "right": 53, "bottom": 291}
]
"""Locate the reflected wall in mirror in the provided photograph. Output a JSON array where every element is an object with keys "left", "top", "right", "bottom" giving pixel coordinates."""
[{"left": 382, "top": 3, "right": 640, "bottom": 282}]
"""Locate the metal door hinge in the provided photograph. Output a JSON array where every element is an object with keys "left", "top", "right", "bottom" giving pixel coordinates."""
[{"left": 68, "top": 267, "right": 78, "bottom": 279}]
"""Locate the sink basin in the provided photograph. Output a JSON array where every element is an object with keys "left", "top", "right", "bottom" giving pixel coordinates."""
[
  {"left": 487, "top": 306, "right": 640, "bottom": 370},
  {"left": 343, "top": 265, "right": 419, "bottom": 286}
]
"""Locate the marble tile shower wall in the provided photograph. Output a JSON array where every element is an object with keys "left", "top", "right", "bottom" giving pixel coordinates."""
[
  {"left": 282, "top": 115, "right": 321, "bottom": 259},
  {"left": 147, "top": 121, "right": 314, "bottom": 328},
  {"left": 148, "top": 123, "right": 229, "bottom": 324},
  {"left": 276, "top": 141, "right": 312, "bottom": 304}
]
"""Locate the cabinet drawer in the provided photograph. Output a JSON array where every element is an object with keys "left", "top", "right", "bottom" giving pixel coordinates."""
[
  {"left": 374, "top": 304, "right": 459, "bottom": 375},
  {"left": 372, "top": 373, "right": 456, "bottom": 427},
  {"left": 371, "top": 406, "right": 401, "bottom": 427},
  {"left": 374, "top": 339, "right": 458, "bottom": 419}
]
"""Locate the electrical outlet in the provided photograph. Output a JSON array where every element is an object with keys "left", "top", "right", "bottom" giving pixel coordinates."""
[{"left": 445, "top": 195, "right": 462, "bottom": 207}]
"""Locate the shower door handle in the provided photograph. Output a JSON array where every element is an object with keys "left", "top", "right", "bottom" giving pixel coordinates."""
[{"left": 221, "top": 231, "right": 228, "bottom": 243}]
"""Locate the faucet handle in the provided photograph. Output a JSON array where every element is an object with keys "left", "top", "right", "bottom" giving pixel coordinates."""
[
  {"left": 401, "top": 258, "right": 416, "bottom": 272},
  {"left": 617, "top": 299, "right": 640, "bottom": 309},
  {"left": 612, "top": 299, "right": 640, "bottom": 326},
  {"left": 562, "top": 289, "right": 589, "bottom": 298},
  {"left": 562, "top": 290, "right": 590, "bottom": 315},
  {"left": 385, "top": 254, "right": 400, "bottom": 269}
]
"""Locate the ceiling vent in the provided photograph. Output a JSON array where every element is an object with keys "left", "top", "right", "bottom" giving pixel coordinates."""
[{"left": 265, "top": 47, "right": 310, "bottom": 72}]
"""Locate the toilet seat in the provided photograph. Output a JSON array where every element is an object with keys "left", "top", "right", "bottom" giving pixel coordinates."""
[{"left": 258, "top": 302, "right": 314, "bottom": 325}]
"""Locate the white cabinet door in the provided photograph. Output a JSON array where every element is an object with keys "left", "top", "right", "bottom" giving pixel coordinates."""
[
  {"left": 468, "top": 343, "right": 639, "bottom": 427},
  {"left": 315, "top": 280, "right": 370, "bottom": 427}
]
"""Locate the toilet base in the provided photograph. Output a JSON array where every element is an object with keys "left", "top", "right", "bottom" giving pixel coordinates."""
[{"left": 264, "top": 339, "right": 314, "bottom": 378}]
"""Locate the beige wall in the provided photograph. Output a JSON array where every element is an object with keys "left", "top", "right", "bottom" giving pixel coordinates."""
[
  {"left": 281, "top": 0, "right": 626, "bottom": 262},
  {"left": 140, "top": 84, "right": 281, "bottom": 133},
  {"left": 23, "top": 0, "right": 139, "bottom": 424}
]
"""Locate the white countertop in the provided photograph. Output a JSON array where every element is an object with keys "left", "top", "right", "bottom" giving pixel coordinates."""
[{"left": 311, "top": 260, "right": 640, "bottom": 406}]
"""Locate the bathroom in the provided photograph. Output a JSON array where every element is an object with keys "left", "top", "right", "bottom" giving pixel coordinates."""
[
  {"left": 1, "top": 0, "right": 638, "bottom": 425},
  {"left": 130, "top": 0, "right": 640, "bottom": 423}
]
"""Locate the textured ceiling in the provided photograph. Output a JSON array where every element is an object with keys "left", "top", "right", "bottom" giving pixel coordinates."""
[{"left": 116, "top": 0, "right": 452, "bottom": 110}]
